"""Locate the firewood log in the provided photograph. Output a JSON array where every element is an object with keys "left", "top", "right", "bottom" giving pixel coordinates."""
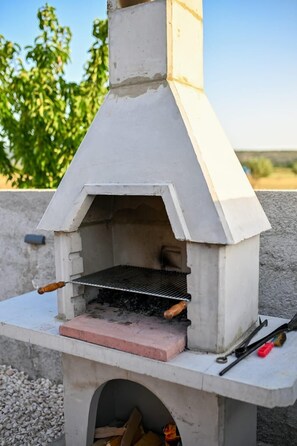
[
  {"left": 134, "top": 431, "right": 163, "bottom": 446},
  {"left": 120, "top": 408, "right": 142, "bottom": 446},
  {"left": 94, "top": 426, "right": 126, "bottom": 439}
]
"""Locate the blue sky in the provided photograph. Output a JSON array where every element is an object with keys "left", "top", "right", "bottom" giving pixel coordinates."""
[{"left": 1, "top": 0, "right": 297, "bottom": 149}]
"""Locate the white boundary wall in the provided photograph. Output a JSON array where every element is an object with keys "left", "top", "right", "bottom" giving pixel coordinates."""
[{"left": 0, "top": 190, "right": 55, "bottom": 301}]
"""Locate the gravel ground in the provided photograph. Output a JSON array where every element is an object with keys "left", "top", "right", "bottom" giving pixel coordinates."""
[
  {"left": 0, "top": 364, "right": 277, "bottom": 446},
  {"left": 0, "top": 365, "right": 64, "bottom": 446}
]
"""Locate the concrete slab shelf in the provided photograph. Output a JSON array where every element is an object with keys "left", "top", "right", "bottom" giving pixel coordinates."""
[{"left": 0, "top": 291, "right": 297, "bottom": 409}]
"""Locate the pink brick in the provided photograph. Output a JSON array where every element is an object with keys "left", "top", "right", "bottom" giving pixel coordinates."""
[{"left": 59, "top": 305, "right": 187, "bottom": 361}]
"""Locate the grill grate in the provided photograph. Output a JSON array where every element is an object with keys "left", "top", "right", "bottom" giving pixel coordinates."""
[{"left": 73, "top": 265, "right": 190, "bottom": 301}]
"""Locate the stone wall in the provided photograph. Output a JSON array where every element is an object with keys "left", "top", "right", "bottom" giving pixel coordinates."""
[
  {"left": 0, "top": 190, "right": 55, "bottom": 301},
  {"left": 257, "top": 191, "right": 297, "bottom": 319},
  {"left": 0, "top": 190, "right": 59, "bottom": 382},
  {"left": 257, "top": 191, "right": 297, "bottom": 446}
]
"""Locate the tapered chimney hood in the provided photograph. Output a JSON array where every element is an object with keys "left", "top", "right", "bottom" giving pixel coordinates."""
[{"left": 38, "top": 0, "right": 270, "bottom": 243}]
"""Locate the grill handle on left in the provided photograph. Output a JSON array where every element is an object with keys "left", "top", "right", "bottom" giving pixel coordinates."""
[{"left": 37, "top": 281, "right": 66, "bottom": 294}]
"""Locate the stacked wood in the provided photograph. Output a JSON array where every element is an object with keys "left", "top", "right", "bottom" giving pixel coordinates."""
[
  {"left": 94, "top": 427, "right": 126, "bottom": 439},
  {"left": 134, "top": 431, "right": 163, "bottom": 446},
  {"left": 121, "top": 408, "right": 142, "bottom": 446},
  {"left": 93, "top": 408, "right": 181, "bottom": 446},
  {"left": 94, "top": 438, "right": 122, "bottom": 446}
]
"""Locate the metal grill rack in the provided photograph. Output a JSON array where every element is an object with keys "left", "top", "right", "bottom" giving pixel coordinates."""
[{"left": 73, "top": 265, "right": 190, "bottom": 301}]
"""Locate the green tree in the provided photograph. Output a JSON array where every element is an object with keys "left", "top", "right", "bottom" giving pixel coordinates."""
[
  {"left": 244, "top": 157, "right": 274, "bottom": 179},
  {"left": 0, "top": 4, "right": 108, "bottom": 188},
  {"left": 292, "top": 162, "right": 297, "bottom": 175}
]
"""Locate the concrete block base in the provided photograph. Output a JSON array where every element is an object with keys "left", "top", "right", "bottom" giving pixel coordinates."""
[{"left": 63, "top": 354, "right": 256, "bottom": 446}]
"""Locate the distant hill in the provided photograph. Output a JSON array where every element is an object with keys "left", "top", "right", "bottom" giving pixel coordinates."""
[{"left": 235, "top": 151, "right": 297, "bottom": 167}]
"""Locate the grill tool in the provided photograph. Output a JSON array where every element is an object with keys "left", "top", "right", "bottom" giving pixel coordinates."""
[
  {"left": 216, "top": 317, "right": 268, "bottom": 364},
  {"left": 219, "top": 312, "right": 297, "bottom": 376},
  {"left": 257, "top": 332, "right": 287, "bottom": 358}
]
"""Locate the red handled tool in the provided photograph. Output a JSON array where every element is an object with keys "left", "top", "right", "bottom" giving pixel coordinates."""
[{"left": 257, "top": 332, "right": 287, "bottom": 357}]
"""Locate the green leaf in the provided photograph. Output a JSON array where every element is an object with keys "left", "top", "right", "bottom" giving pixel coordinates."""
[{"left": 0, "top": 4, "right": 108, "bottom": 188}]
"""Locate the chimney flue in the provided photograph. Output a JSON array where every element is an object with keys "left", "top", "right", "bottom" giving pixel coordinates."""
[{"left": 108, "top": 0, "right": 203, "bottom": 89}]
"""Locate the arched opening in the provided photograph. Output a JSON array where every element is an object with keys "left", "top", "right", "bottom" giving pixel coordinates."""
[{"left": 88, "top": 379, "right": 182, "bottom": 444}]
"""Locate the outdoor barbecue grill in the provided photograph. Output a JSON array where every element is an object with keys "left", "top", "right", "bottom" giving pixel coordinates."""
[{"left": 35, "top": 1, "right": 271, "bottom": 444}]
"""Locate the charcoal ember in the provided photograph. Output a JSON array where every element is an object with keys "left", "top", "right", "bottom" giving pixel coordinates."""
[{"left": 89, "top": 289, "right": 188, "bottom": 321}]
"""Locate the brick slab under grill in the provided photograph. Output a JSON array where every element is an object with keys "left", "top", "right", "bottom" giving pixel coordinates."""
[{"left": 59, "top": 304, "right": 187, "bottom": 361}]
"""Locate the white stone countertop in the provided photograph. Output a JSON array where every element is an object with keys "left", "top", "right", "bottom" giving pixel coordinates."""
[{"left": 0, "top": 291, "right": 297, "bottom": 409}]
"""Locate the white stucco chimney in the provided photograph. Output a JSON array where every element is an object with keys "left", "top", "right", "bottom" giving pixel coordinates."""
[
  {"left": 38, "top": 0, "right": 270, "bottom": 352},
  {"left": 39, "top": 0, "right": 269, "bottom": 243}
]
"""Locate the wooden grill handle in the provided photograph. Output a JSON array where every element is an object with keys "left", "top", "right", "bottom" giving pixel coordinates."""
[
  {"left": 37, "top": 281, "right": 66, "bottom": 294},
  {"left": 164, "top": 301, "right": 187, "bottom": 320}
]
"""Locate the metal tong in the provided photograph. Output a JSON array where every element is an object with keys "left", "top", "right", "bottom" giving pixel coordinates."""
[
  {"left": 216, "top": 317, "right": 268, "bottom": 365},
  {"left": 219, "top": 311, "right": 297, "bottom": 376}
]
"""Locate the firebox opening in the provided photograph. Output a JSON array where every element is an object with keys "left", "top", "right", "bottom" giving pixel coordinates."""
[
  {"left": 79, "top": 195, "right": 189, "bottom": 304},
  {"left": 92, "top": 379, "right": 181, "bottom": 443}
]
